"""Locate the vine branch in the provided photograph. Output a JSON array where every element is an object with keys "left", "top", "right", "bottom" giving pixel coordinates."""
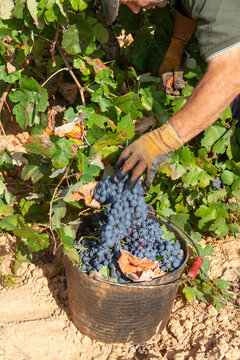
[
  {"left": 49, "top": 158, "right": 74, "bottom": 254},
  {"left": 57, "top": 44, "right": 86, "bottom": 106}
]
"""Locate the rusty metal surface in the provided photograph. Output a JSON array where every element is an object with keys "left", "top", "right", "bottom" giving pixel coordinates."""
[{"left": 65, "top": 214, "right": 189, "bottom": 344}]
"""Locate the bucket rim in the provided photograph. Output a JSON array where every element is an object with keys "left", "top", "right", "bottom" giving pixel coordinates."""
[{"left": 69, "top": 212, "right": 190, "bottom": 288}]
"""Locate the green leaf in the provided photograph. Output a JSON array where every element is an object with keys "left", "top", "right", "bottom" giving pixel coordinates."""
[
  {"left": 139, "top": 87, "right": 153, "bottom": 111},
  {"left": 0, "top": 66, "right": 21, "bottom": 83},
  {"left": 60, "top": 227, "right": 74, "bottom": 250},
  {"left": 201, "top": 124, "right": 226, "bottom": 151},
  {"left": 220, "top": 106, "right": 232, "bottom": 121},
  {"left": 138, "top": 73, "right": 160, "bottom": 83},
  {"left": 27, "top": 0, "right": 39, "bottom": 27},
  {"left": 91, "top": 88, "right": 112, "bottom": 112},
  {"left": 95, "top": 68, "right": 116, "bottom": 88},
  {"left": 52, "top": 139, "right": 76, "bottom": 169},
  {"left": 26, "top": 233, "right": 49, "bottom": 251},
  {"left": 24, "top": 135, "right": 55, "bottom": 158},
  {"left": 0, "top": 204, "right": 14, "bottom": 216},
  {"left": 62, "top": 18, "right": 95, "bottom": 55},
  {"left": 62, "top": 24, "right": 81, "bottom": 55},
  {"left": 171, "top": 97, "right": 187, "bottom": 114},
  {"left": 207, "top": 188, "right": 227, "bottom": 203},
  {"left": 86, "top": 124, "right": 106, "bottom": 144},
  {"left": 52, "top": 200, "right": 67, "bottom": 229},
  {"left": 92, "top": 23, "right": 109, "bottom": 45},
  {"left": 0, "top": 0, "right": 14, "bottom": 19},
  {"left": 14, "top": 242, "right": 34, "bottom": 273},
  {"left": 198, "top": 243, "right": 214, "bottom": 257},
  {"left": 22, "top": 164, "right": 48, "bottom": 183},
  {"left": 13, "top": 0, "right": 26, "bottom": 18},
  {"left": 63, "top": 246, "right": 81, "bottom": 265},
  {"left": 183, "top": 285, "right": 196, "bottom": 302},
  {"left": 162, "top": 162, "right": 187, "bottom": 180},
  {"left": 221, "top": 170, "right": 234, "bottom": 185},
  {"left": 161, "top": 224, "right": 176, "bottom": 243},
  {"left": 115, "top": 92, "right": 143, "bottom": 119},
  {"left": 214, "top": 278, "right": 230, "bottom": 290},
  {"left": 0, "top": 215, "right": 19, "bottom": 230},
  {"left": 9, "top": 77, "right": 48, "bottom": 129},
  {"left": 81, "top": 164, "right": 101, "bottom": 183},
  {"left": 71, "top": 0, "right": 88, "bottom": 11},
  {"left": 117, "top": 114, "right": 135, "bottom": 141},
  {"left": 99, "top": 265, "right": 110, "bottom": 278}
]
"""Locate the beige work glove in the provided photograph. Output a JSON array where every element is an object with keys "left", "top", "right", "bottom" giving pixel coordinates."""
[
  {"left": 115, "top": 122, "right": 183, "bottom": 189},
  {"left": 159, "top": 11, "right": 197, "bottom": 94}
]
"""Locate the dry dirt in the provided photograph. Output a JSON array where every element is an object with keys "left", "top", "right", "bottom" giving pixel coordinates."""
[
  {"left": 0, "top": 133, "right": 240, "bottom": 360},
  {"left": 0, "top": 232, "right": 239, "bottom": 360}
]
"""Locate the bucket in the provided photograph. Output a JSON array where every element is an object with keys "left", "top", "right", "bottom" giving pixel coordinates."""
[{"left": 64, "top": 213, "right": 196, "bottom": 344}]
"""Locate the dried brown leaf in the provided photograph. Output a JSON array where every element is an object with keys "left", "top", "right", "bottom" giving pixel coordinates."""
[
  {"left": 71, "top": 182, "right": 101, "bottom": 209},
  {"left": 118, "top": 249, "right": 166, "bottom": 282}
]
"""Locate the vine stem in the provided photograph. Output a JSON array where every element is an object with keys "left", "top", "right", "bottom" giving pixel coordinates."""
[
  {"left": 0, "top": 83, "right": 12, "bottom": 136},
  {"left": 50, "top": 23, "right": 59, "bottom": 67},
  {"left": 56, "top": 44, "right": 86, "bottom": 106},
  {"left": 49, "top": 159, "right": 74, "bottom": 254},
  {"left": 41, "top": 67, "right": 68, "bottom": 87}
]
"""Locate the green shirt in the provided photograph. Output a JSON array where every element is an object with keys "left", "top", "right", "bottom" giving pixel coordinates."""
[{"left": 177, "top": 0, "right": 240, "bottom": 61}]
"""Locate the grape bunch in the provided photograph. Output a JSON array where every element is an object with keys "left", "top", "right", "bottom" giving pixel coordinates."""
[
  {"left": 74, "top": 175, "right": 184, "bottom": 283},
  {"left": 94, "top": 175, "right": 148, "bottom": 248}
]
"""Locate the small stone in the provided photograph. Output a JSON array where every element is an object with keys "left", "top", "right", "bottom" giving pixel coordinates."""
[
  {"left": 28, "top": 264, "right": 35, "bottom": 271},
  {"left": 81, "top": 335, "right": 92, "bottom": 346}
]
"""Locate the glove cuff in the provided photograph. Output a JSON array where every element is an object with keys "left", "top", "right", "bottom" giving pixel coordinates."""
[
  {"left": 173, "top": 10, "right": 197, "bottom": 43},
  {"left": 149, "top": 122, "right": 183, "bottom": 157}
]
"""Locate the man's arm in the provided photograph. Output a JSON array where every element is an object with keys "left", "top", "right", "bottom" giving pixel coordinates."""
[
  {"left": 170, "top": 45, "right": 240, "bottom": 142},
  {"left": 115, "top": 45, "right": 240, "bottom": 188}
]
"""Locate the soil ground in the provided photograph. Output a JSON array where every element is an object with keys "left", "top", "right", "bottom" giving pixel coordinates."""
[
  {"left": 0, "top": 234, "right": 239, "bottom": 360},
  {"left": 0, "top": 132, "right": 239, "bottom": 360}
]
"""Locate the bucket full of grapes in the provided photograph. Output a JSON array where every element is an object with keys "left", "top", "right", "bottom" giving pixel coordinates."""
[{"left": 64, "top": 176, "right": 202, "bottom": 344}]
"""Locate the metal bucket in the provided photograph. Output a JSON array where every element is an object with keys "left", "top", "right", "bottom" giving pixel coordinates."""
[{"left": 64, "top": 214, "right": 189, "bottom": 344}]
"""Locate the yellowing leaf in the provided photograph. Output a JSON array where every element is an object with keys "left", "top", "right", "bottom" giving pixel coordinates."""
[
  {"left": 49, "top": 123, "right": 85, "bottom": 145},
  {"left": 65, "top": 124, "right": 85, "bottom": 145}
]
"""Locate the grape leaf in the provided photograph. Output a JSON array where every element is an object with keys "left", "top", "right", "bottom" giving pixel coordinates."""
[
  {"left": 71, "top": 0, "right": 88, "bottom": 11},
  {"left": 221, "top": 170, "right": 234, "bottom": 185},
  {"left": 92, "top": 23, "right": 109, "bottom": 45},
  {"left": 13, "top": 0, "right": 26, "bottom": 18},
  {"left": 52, "top": 200, "right": 67, "bottom": 229},
  {"left": 0, "top": 0, "right": 14, "bottom": 19},
  {"left": 201, "top": 124, "right": 226, "bottom": 151},
  {"left": 27, "top": 0, "right": 39, "bottom": 27},
  {"left": 115, "top": 92, "right": 143, "bottom": 119},
  {"left": 24, "top": 134, "right": 56, "bottom": 157},
  {"left": 62, "top": 24, "right": 81, "bottom": 55},
  {"left": 22, "top": 163, "right": 48, "bottom": 183}
]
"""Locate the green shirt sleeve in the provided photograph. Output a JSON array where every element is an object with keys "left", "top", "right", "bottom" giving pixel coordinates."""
[{"left": 179, "top": 0, "right": 240, "bottom": 61}]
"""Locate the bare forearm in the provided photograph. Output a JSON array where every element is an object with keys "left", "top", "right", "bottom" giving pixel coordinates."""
[{"left": 170, "top": 46, "right": 240, "bottom": 143}]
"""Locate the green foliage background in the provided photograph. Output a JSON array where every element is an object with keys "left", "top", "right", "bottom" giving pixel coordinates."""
[{"left": 0, "top": 0, "right": 238, "bottom": 306}]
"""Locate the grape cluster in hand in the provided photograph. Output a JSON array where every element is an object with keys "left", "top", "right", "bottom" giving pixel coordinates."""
[{"left": 75, "top": 175, "right": 184, "bottom": 283}]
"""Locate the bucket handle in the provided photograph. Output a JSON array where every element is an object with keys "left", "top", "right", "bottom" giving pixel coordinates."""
[{"left": 148, "top": 209, "right": 203, "bottom": 282}]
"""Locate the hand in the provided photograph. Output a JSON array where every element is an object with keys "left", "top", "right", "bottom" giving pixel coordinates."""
[
  {"left": 159, "top": 11, "right": 197, "bottom": 94},
  {"left": 159, "top": 37, "right": 187, "bottom": 94},
  {"left": 115, "top": 122, "right": 183, "bottom": 189}
]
